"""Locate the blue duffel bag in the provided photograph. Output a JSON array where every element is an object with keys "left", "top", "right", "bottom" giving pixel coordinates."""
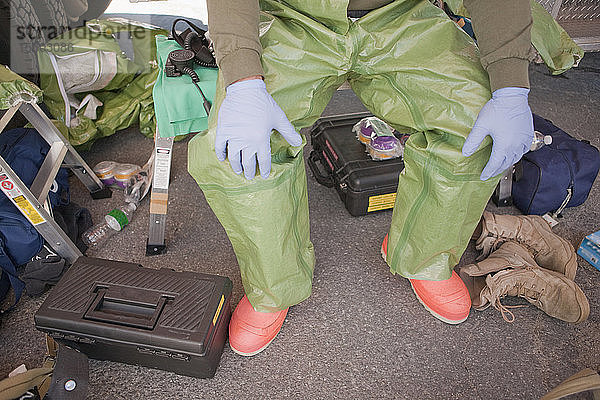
[{"left": 512, "top": 114, "right": 600, "bottom": 216}]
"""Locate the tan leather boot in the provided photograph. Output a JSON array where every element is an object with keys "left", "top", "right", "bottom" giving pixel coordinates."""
[
  {"left": 459, "top": 241, "right": 589, "bottom": 323},
  {"left": 459, "top": 241, "right": 536, "bottom": 309},
  {"left": 475, "top": 211, "right": 577, "bottom": 280},
  {"left": 541, "top": 368, "right": 600, "bottom": 400}
]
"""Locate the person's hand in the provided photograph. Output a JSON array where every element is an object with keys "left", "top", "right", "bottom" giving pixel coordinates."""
[
  {"left": 462, "top": 87, "right": 534, "bottom": 181},
  {"left": 215, "top": 78, "right": 302, "bottom": 180}
]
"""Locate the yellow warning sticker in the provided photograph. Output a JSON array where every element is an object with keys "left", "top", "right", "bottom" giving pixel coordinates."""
[
  {"left": 14, "top": 195, "right": 45, "bottom": 225},
  {"left": 367, "top": 193, "right": 396, "bottom": 213},
  {"left": 213, "top": 295, "right": 225, "bottom": 326}
]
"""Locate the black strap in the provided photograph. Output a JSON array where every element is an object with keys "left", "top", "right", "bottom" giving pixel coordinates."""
[
  {"left": 169, "top": 18, "right": 217, "bottom": 68},
  {"left": 44, "top": 343, "right": 88, "bottom": 400},
  {"left": 171, "top": 18, "right": 208, "bottom": 49}
]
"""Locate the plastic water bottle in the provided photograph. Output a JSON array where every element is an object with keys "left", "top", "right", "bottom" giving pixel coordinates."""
[
  {"left": 105, "top": 203, "right": 137, "bottom": 232},
  {"left": 530, "top": 130, "right": 552, "bottom": 151},
  {"left": 81, "top": 203, "right": 137, "bottom": 248},
  {"left": 81, "top": 219, "right": 119, "bottom": 248}
]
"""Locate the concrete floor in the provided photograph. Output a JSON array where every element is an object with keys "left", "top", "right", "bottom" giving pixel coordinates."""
[{"left": 1, "top": 51, "right": 599, "bottom": 400}]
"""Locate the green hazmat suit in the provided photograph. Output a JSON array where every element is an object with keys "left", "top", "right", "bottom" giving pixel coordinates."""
[
  {"left": 187, "top": 0, "right": 582, "bottom": 312},
  {"left": 37, "top": 19, "right": 167, "bottom": 149}
]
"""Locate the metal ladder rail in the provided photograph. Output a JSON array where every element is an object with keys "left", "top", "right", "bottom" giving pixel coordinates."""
[
  {"left": 0, "top": 101, "right": 110, "bottom": 264},
  {"left": 146, "top": 133, "right": 174, "bottom": 256}
]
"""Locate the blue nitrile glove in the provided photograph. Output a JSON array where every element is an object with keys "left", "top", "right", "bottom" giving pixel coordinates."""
[
  {"left": 462, "top": 87, "right": 534, "bottom": 181},
  {"left": 215, "top": 79, "right": 302, "bottom": 180}
]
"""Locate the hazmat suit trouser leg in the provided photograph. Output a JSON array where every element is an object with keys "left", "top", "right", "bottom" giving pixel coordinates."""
[
  {"left": 188, "top": 6, "right": 348, "bottom": 312},
  {"left": 347, "top": 2, "right": 502, "bottom": 280},
  {"left": 188, "top": 0, "right": 502, "bottom": 312}
]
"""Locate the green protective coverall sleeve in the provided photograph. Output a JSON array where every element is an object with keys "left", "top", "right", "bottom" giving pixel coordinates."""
[{"left": 190, "top": 0, "right": 516, "bottom": 312}]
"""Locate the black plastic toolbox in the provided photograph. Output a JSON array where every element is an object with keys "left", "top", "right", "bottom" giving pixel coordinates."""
[
  {"left": 34, "top": 257, "right": 232, "bottom": 378},
  {"left": 308, "top": 112, "right": 405, "bottom": 216}
]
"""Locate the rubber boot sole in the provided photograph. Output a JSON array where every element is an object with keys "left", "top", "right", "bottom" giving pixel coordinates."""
[
  {"left": 230, "top": 336, "right": 277, "bottom": 357},
  {"left": 381, "top": 238, "right": 468, "bottom": 325},
  {"left": 408, "top": 280, "right": 469, "bottom": 324}
]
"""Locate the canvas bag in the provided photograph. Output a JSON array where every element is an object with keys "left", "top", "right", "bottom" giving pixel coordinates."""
[{"left": 512, "top": 114, "right": 600, "bottom": 216}]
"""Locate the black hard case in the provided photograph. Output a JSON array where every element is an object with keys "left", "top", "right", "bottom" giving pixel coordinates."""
[
  {"left": 308, "top": 112, "right": 405, "bottom": 216},
  {"left": 34, "top": 257, "right": 232, "bottom": 378}
]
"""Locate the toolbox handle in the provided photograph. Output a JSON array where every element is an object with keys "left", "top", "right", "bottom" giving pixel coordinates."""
[
  {"left": 308, "top": 150, "right": 335, "bottom": 187},
  {"left": 83, "top": 288, "right": 168, "bottom": 330}
]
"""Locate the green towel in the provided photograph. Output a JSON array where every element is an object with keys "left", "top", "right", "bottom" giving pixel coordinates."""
[{"left": 153, "top": 35, "right": 218, "bottom": 137}]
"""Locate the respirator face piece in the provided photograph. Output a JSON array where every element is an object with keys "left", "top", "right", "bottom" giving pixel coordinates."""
[
  {"left": 165, "top": 49, "right": 196, "bottom": 78},
  {"left": 170, "top": 18, "right": 217, "bottom": 68}
]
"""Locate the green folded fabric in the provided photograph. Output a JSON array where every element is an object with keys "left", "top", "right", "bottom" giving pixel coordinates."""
[
  {"left": 153, "top": 35, "right": 218, "bottom": 137},
  {"left": 0, "top": 65, "right": 43, "bottom": 110}
]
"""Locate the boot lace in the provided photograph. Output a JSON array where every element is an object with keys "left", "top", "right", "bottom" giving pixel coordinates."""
[
  {"left": 517, "top": 284, "right": 544, "bottom": 303},
  {"left": 492, "top": 298, "right": 527, "bottom": 323},
  {"left": 491, "top": 281, "right": 545, "bottom": 323}
]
